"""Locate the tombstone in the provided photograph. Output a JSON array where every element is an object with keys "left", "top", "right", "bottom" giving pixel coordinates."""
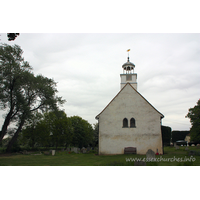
[
  {"left": 185, "top": 147, "right": 189, "bottom": 151},
  {"left": 23, "top": 150, "right": 28, "bottom": 155},
  {"left": 87, "top": 146, "right": 90, "bottom": 152},
  {"left": 175, "top": 146, "right": 179, "bottom": 150},
  {"left": 174, "top": 142, "right": 177, "bottom": 147},
  {"left": 134, "top": 161, "right": 146, "bottom": 166},
  {"left": 44, "top": 151, "right": 50, "bottom": 155},
  {"left": 66, "top": 147, "right": 70, "bottom": 152},
  {"left": 81, "top": 147, "right": 86, "bottom": 153},
  {"left": 73, "top": 147, "right": 78, "bottom": 153},
  {"left": 146, "top": 149, "right": 155, "bottom": 160},
  {"left": 52, "top": 150, "right": 55, "bottom": 156},
  {"left": 124, "top": 147, "right": 137, "bottom": 154}
]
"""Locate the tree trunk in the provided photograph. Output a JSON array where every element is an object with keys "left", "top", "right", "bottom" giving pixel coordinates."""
[
  {"left": 6, "top": 119, "right": 25, "bottom": 153},
  {"left": 0, "top": 109, "right": 13, "bottom": 142}
]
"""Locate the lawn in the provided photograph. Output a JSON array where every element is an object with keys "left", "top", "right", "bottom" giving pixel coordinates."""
[{"left": 0, "top": 146, "right": 200, "bottom": 166}]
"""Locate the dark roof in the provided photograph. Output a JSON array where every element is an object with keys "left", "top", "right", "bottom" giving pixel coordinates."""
[{"left": 95, "top": 83, "right": 164, "bottom": 119}]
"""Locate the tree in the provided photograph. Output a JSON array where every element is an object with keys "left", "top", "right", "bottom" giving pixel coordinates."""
[
  {"left": 7, "top": 33, "right": 20, "bottom": 41},
  {"left": 21, "top": 111, "right": 74, "bottom": 149},
  {"left": 161, "top": 125, "right": 171, "bottom": 146},
  {"left": 0, "top": 44, "right": 32, "bottom": 141},
  {"left": 93, "top": 122, "right": 99, "bottom": 147},
  {"left": 186, "top": 99, "right": 200, "bottom": 142},
  {"left": 42, "top": 111, "right": 73, "bottom": 149},
  {"left": 69, "top": 116, "right": 94, "bottom": 148},
  {"left": 0, "top": 44, "right": 65, "bottom": 152}
]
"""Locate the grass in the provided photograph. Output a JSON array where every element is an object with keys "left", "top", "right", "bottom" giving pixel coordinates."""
[{"left": 0, "top": 146, "right": 200, "bottom": 166}]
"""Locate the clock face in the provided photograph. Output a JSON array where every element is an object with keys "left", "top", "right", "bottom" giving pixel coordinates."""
[{"left": 126, "top": 74, "right": 132, "bottom": 81}]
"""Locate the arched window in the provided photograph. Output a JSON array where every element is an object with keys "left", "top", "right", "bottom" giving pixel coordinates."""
[
  {"left": 123, "top": 118, "right": 128, "bottom": 128},
  {"left": 130, "top": 118, "right": 136, "bottom": 128}
]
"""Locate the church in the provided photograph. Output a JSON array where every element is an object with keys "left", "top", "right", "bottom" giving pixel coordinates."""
[{"left": 95, "top": 54, "right": 164, "bottom": 155}]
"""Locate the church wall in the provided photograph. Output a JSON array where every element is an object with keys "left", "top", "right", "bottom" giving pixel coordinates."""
[{"left": 98, "top": 84, "right": 163, "bottom": 155}]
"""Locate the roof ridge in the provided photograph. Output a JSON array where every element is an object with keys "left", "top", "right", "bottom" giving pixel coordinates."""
[{"left": 95, "top": 83, "right": 164, "bottom": 119}]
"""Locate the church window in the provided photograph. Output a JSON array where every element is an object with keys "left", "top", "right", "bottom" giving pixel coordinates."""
[
  {"left": 123, "top": 118, "right": 128, "bottom": 128},
  {"left": 130, "top": 118, "right": 136, "bottom": 128}
]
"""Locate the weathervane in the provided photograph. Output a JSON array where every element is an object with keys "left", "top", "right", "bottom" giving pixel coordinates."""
[{"left": 127, "top": 49, "right": 130, "bottom": 61}]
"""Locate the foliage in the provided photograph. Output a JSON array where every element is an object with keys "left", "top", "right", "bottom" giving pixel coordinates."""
[
  {"left": 93, "top": 122, "right": 99, "bottom": 146},
  {"left": 69, "top": 116, "right": 94, "bottom": 148},
  {"left": 161, "top": 125, "right": 171, "bottom": 146},
  {"left": 0, "top": 43, "right": 65, "bottom": 152},
  {"left": 186, "top": 99, "right": 200, "bottom": 142},
  {"left": 21, "top": 111, "right": 73, "bottom": 149}
]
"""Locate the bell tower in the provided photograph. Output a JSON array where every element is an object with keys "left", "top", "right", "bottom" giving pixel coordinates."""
[{"left": 120, "top": 51, "right": 137, "bottom": 90}]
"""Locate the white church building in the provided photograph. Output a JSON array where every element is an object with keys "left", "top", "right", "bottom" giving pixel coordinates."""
[{"left": 95, "top": 55, "right": 164, "bottom": 155}]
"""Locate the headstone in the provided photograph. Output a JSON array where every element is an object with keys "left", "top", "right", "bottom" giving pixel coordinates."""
[
  {"left": 81, "top": 147, "right": 86, "bottom": 153},
  {"left": 87, "top": 146, "right": 90, "bottom": 152},
  {"left": 52, "top": 150, "right": 55, "bottom": 156},
  {"left": 23, "top": 150, "right": 28, "bottom": 155},
  {"left": 185, "top": 147, "right": 189, "bottom": 151},
  {"left": 44, "top": 151, "right": 50, "bottom": 155},
  {"left": 146, "top": 149, "right": 155, "bottom": 160},
  {"left": 73, "top": 147, "right": 78, "bottom": 153},
  {"left": 174, "top": 142, "right": 177, "bottom": 147},
  {"left": 124, "top": 147, "right": 137, "bottom": 154},
  {"left": 134, "top": 161, "right": 146, "bottom": 166},
  {"left": 66, "top": 148, "right": 70, "bottom": 152},
  {"left": 175, "top": 146, "right": 179, "bottom": 150}
]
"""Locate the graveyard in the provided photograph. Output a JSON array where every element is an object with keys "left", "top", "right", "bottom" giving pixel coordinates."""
[{"left": 0, "top": 146, "right": 200, "bottom": 166}]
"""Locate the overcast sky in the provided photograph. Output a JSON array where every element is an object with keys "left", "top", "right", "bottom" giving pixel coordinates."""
[{"left": 0, "top": 33, "right": 199, "bottom": 131}]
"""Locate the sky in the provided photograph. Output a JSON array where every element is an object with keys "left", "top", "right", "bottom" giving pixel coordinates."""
[
  {"left": 1, "top": 1, "right": 200, "bottom": 198},
  {"left": 0, "top": 33, "right": 199, "bottom": 131}
]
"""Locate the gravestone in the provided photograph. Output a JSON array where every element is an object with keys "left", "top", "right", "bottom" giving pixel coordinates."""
[
  {"left": 81, "top": 147, "right": 86, "bottom": 153},
  {"left": 44, "top": 151, "right": 50, "bottom": 155},
  {"left": 87, "top": 146, "right": 90, "bottom": 152},
  {"left": 52, "top": 150, "right": 55, "bottom": 156},
  {"left": 146, "top": 149, "right": 155, "bottom": 160},
  {"left": 73, "top": 147, "right": 78, "bottom": 153},
  {"left": 134, "top": 161, "right": 146, "bottom": 166},
  {"left": 185, "top": 147, "right": 189, "bottom": 151},
  {"left": 175, "top": 146, "right": 179, "bottom": 150},
  {"left": 66, "top": 148, "right": 70, "bottom": 152},
  {"left": 124, "top": 147, "right": 137, "bottom": 154}
]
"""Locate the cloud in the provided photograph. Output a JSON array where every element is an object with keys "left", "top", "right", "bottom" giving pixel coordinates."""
[{"left": 0, "top": 33, "right": 200, "bottom": 131}]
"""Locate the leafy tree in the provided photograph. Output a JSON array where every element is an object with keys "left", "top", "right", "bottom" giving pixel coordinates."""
[
  {"left": 0, "top": 44, "right": 32, "bottom": 141},
  {"left": 21, "top": 111, "right": 73, "bottom": 149},
  {"left": 42, "top": 111, "right": 73, "bottom": 149},
  {"left": 161, "top": 125, "right": 171, "bottom": 146},
  {"left": 20, "top": 112, "right": 43, "bottom": 148},
  {"left": 0, "top": 44, "right": 65, "bottom": 152},
  {"left": 186, "top": 99, "right": 200, "bottom": 142},
  {"left": 7, "top": 33, "right": 20, "bottom": 41},
  {"left": 69, "top": 116, "right": 94, "bottom": 148},
  {"left": 93, "top": 122, "right": 99, "bottom": 147}
]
